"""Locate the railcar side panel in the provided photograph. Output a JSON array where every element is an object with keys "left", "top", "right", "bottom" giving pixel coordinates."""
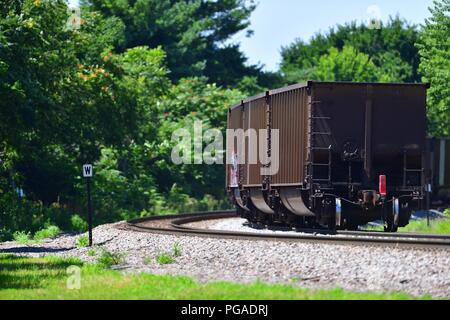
[{"left": 271, "top": 87, "right": 309, "bottom": 185}]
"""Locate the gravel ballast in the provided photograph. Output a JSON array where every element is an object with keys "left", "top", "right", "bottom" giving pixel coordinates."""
[{"left": 1, "top": 220, "right": 450, "bottom": 298}]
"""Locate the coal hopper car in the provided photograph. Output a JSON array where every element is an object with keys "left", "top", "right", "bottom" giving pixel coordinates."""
[{"left": 226, "top": 81, "right": 430, "bottom": 232}]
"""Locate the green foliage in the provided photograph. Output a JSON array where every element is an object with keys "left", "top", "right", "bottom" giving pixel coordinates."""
[
  {"left": 83, "top": 0, "right": 265, "bottom": 87},
  {"left": 312, "top": 45, "right": 387, "bottom": 82},
  {"left": 71, "top": 215, "right": 88, "bottom": 233},
  {"left": 87, "top": 248, "right": 97, "bottom": 256},
  {"left": 399, "top": 218, "right": 450, "bottom": 234},
  {"left": 33, "top": 225, "right": 61, "bottom": 241},
  {"left": 417, "top": 0, "right": 450, "bottom": 136},
  {"left": 156, "top": 253, "right": 176, "bottom": 265},
  {"left": 281, "top": 17, "right": 420, "bottom": 84},
  {"left": 76, "top": 236, "right": 89, "bottom": 248},
  {"left": 12, "top": 225, "right": 60, "bottom": 244},
  {"left": 0, "top": 0, "right": 447, "bottom": 238},
  {"left": 97, "top": 249, "right": 124, "bottom": 268},
  {"left": 12, "top": 231, "right": 32, "bottom": 245},
  {"left": 0, "top": 0, "right": 239, "bottom": 233},
  {"left": 0, "top": 192, "right": 73, "bottom": 234},
  {"left": 0, "top": 228, "right": 13, "bottom": 242},
  {"left": 444, "top": 209, "right": 450, "bottom": 217}
]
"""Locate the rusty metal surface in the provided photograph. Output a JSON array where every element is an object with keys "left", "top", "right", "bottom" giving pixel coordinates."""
[
  {"left": 432, "top": 138, "right": 450, "bottom": 187},
  {"left": 249, "top": 188, "right": 275, "bottom": 214},
  {"left": 310, "top": 82, "right": 428, "bottom": 187},
  {"left": 228, "top": 81, "right": 429, "bottom": 190},
  {"left": 280, "top": 188, "right": 315, "bottom": 216},
  {"left": 245, "top": 97, "right": 267, "bottom": 186},
  {"left": 271, "top": 86, "right": 309, "bottom": 185},
  {"left": 226, "top": 105, "right": 244, "bottom": 187}
]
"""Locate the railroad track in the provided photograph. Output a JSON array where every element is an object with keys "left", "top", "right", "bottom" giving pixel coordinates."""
[{"left": 124, "top": 211, "right": 450, "bottom": 249}]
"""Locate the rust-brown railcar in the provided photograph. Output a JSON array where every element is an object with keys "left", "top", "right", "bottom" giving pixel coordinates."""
[{"left": 226, "top": 81, "right": 430, "bottom": 231}]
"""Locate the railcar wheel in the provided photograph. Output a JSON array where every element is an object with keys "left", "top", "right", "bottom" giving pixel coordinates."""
[
  {"left": 346, "top": 223, "right": 359, "bottom": 231},
  {"left": 384, "top": 213, "right": 398, "bottom": 232}
]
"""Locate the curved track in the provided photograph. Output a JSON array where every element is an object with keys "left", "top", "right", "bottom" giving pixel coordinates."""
[{"left": 123, "top": 211, "right": 450, "bottom": 249}]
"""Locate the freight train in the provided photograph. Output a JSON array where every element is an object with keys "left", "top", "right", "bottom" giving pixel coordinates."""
[{"left": 226, "top": 81, "right": 432, "bottom": 232}]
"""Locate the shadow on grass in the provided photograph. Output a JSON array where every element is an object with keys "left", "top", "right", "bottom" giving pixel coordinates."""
[
  {"left": 0, "top": 247, "right": 74, "bottom": 254},
  {"left": 0, "top": 254, "right": 82, "bottom": 290}
]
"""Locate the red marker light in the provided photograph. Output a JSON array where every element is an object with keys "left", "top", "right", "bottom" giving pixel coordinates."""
[{"left": 379, "top": 175, "right": 387, "bottom": 197}]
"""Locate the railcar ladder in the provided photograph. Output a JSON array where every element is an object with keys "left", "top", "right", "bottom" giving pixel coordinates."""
[
  {"left": 402, "top": 149, "right": 424, "bottom": 188},
  {"left": 307, "top": 101, "right": 332, "bottom": 189}
]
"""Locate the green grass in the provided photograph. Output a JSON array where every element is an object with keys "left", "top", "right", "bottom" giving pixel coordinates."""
[
  {"left": 399, "top": 219, "right": 450, "bottom": 234},
  {"left": 0, "top": 254, "right": 431, "bottom": 300},
  {"left": 363, "top": 218, "right": 450, "bottom": 234}
]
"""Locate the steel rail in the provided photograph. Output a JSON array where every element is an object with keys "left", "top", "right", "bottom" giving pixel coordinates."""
[{"left": 124, "top": 211, "right": 450, "bottom": 249}]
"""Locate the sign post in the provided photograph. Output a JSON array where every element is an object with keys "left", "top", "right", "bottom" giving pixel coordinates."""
[{"left": 83, "top": 164, "right": 93, "bottom": 246}]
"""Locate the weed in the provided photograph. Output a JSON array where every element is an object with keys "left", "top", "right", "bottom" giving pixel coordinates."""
[
  {"left": 156, "top": 253, "right": 175, "bottom": 265},
  {"left": 143, "top": 256, "right": 152, "bottom": 265},
  {"left": 172, "top": 242, "right": 182, "bottom": 257},
  {"left": 87, "top": 248, "right": 97, "bottom": 256},
  {"left": 76, "top": 236, "right": 89, "bottom": 248},
  {"left": 97, "top": 249, "right": 124, "bottom": 268},
  {"left": 13, "top": 231, "right": 32, "bottom": 244}
]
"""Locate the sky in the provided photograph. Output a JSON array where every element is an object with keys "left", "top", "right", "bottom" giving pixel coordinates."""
[{"left": 67, "top": 0, "right": 435, "bottom": 72}]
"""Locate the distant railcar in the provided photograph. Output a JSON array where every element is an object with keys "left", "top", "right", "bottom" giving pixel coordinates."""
[
  {"left": 429, "top": 137, "right": 450, "bottom": 206},
  {"left": 226, "top": 81, "right": 430, "bottom": 232}
]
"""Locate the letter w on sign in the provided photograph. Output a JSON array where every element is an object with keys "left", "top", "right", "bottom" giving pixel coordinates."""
[{"left": 83, "top": 164, "right": 93, "bottom": 177}]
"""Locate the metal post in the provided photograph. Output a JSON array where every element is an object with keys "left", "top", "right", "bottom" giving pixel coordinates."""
[
  {"left": 426, "top": 182, "right": 431, "bottom": 227},
  {"left": 87, "top": 177, "right": 93, "bottom": 246}
]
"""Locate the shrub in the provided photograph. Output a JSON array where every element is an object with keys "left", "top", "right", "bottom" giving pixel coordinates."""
[
  {"left": 76, "top": 236, "right": 89, "bottom": 248},
  {"left": 444, "top": 209, "right": 450, "bottom": 217},
  {"left": 13, "top": 231, "right": 32, "bottom": 244},
  {"left": 97, "top": 249, "right": 124, "bottom": 268},
  {"left": 34, "top": 225, "right": 61, "bottom": 241},
  {"left": 71, "top": 214, "right": 88, "bottom": 232},
  {"left": 0, "top": 228, "right": 13, "bottom": 242}
]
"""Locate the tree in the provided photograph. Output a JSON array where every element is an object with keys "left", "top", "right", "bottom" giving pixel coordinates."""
[
  {"left": 417, "top": 0, "right": 450, "bottom": 136},
  {"left": 0, "top": 0, "right": 168, "bottom": 204},
  {"left": 280, "top": 17, "right": 420, "bottom": 84},
  {"left": 82, "top": 0, "right": 265, "bottom": 87},
  {"left": 312, "top": 46, "right": 389, "bottom": 82}
]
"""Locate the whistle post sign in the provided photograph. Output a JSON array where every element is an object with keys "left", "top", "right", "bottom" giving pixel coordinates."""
[
  {"left": 83, "top": 164, "right": 93, "bottom": 246},
  {"left": 83, "top": 164, "right": 93, "bottom": 177}
]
